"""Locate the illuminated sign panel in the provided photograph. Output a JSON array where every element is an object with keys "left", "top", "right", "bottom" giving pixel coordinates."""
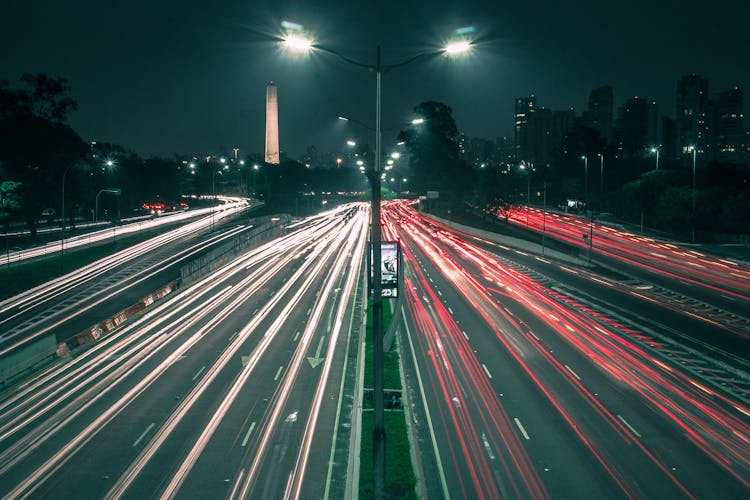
[{"left": 369, "top": 241, "right": 400, "bottom": 297}]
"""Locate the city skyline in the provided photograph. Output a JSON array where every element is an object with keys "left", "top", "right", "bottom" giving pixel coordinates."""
[
  {"left": 506, "top": 75, "right": 746, "bottom": 169},
  {"left": 1, "top": 0, "right": 748, "bottom": 157}
]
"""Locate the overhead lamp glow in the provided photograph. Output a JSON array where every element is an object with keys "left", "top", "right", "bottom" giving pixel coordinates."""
[
  {"left": 444, "top": 40, "right": 471, "bottom": 55},
  {"left": 390, "top": 152, "right": 400, "bottom": 159},
  {"left": 411, "top": 118, "right": 424, "bottom": 125},
  {"left": 347, "top": 140, "right": 357, "bottom": 147},
  {"left": 283, "top": 34, "right": 313, "bottom": 52}
]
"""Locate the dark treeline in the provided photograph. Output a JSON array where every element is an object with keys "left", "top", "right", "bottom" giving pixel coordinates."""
[{"left": 0, "top": 75, "right": 183, "bottom": 237}]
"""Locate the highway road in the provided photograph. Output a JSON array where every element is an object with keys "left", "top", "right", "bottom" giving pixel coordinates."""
[
  {"left": 385, "top": 201, "right": 750, "bottom": 498},
  {"left": 0, "top": 203, "right": 368, "bottom": 499},
  {"left": 0, "top": 199, "right": 256, "bottom": 363},
  {"left": 0, "top": 196, "right": 253, "bottom": 266},
  {"left": 497, "top": 205, "right": 750, "bottom": 312}
]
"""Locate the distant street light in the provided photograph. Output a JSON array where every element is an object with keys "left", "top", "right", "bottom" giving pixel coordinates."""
[
  {"left": 347, "top": 140, "right": 357, "bottom": 147},
  {"left": 95, "top": 188, "right": 121, "bottom": 222},
  {"left": 281, "top": 25, "right": 473, "bottom": 498},
  {"left": 650, "top": 146, "right": 660, "bottom": 171},
  {"left": 410, "top": 118, "right": 425, "bottom": 125}
]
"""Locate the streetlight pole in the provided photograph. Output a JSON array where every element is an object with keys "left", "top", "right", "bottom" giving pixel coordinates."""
[
  {"left": 651, "top": 146, "right": 660, "bottom": 171},
  {"left": 61, "top": 165, "right": 73, "bottom": 231},
  {"left": 581, "top": 155, "right": 593, "bottom": 265},
  {"left": 542, "top": 180, "right": 547, "bottom": 256},
  {"left": 656, "top": 147, "right": 660, "bottom": 171},
  {"left": 691, "top": 146, "right": 697, "bottom": 243},
  {"left": 520, "top": 162, "right": 531, "bottom": 227},
  {"left": 598, "top": 153, "right": 604, "bottom": 207},
  {"left": 370, "top": 45, "right": 386, "bottom": 499},
  {"left": 95, "top": 188, "right": 121, "bottom": 223},
  {"left": 581, "top": 155, "right": 588, "bottom": 212}
]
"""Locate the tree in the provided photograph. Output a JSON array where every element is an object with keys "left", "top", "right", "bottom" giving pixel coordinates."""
[
  {"left": 18, "top": 74, "right": 78, "bottom": 123},
  {"left": 0, "top": 75, "right": 86, "bottom": 237},
  {"left": 0, "top": 180, "right": 22, "bottom": 231},
  {"left": 397, "top": 101, "right": 471, "bottom": 197}
]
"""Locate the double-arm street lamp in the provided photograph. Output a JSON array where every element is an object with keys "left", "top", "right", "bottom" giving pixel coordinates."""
[{"left": 282, "top": 25, "right": 472, "bottom": 498}]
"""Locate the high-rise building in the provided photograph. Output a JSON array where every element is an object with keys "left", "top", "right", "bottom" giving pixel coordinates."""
[
  {"left": 495, "top": 136, "right": 516, "bottom": 167},
  {"left": 265, "top": 82, "right": 280, "bottom": 165},
  {"left": 551, "top": 109, "right": 576, "bottom": 157},
  {"left": 586, "top": 85, "right": 614, "bottom": 143},
  {"left": 661, "top": 116, "right": 677, "bottom": 162},
  {"left": 532, "top": 107, "right": 554, "bottom": 163},
  {"left": 514, "top": 96, "right": 536, "bottom": 162},
  {"left": 676, "top": 74, "right": 710, "bottom": 161},
  {"left": 614, "top": 96, "right": 658, "bottom": 159},
  {"left": 710, "top": 85, "right": 744, "bottom": 163}
]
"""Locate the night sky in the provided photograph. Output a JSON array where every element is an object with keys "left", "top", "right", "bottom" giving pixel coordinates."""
[{"left": 2, "top": 0, "right": 748, "bottom": 158}]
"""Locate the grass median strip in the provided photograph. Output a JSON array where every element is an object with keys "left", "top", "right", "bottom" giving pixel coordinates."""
[{"left": 360, "top": 299, "right": 417, "bottom": 498}]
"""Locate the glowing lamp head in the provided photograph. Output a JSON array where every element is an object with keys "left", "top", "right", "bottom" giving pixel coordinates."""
[
  {"left": 283, "top": 35, "right": 313, "bottom": 52},
  {"left": 411, "top": 118, "right": 425, "bottom": 125},
  {"left": 444, "top": 40, "right": 471, "bottom": 56}
]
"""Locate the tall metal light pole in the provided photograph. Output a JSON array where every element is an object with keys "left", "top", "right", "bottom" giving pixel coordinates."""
[
  {"left": 61, "top": 165, "right": 72, "bottom": 231},
  {"left": 282, "top": 29, "right": 471, "bottom": 498},
  {"left": 691, "top": 146, "right": 697, "bottom": 242},
  {"left": 581, "top": 155, "right": 593, "bottom": 264},
  {"left": 542, "top": 180, "right": 547, "bottom": 255},
  {"left": 598, "top": 153, "right": 604, "bottom": 206},
  {"left": 520, "top": 162, "right": 531, "bottom": 227},
  {"left": 581, "top": 155, "right": 588, "bottom": 211}
]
